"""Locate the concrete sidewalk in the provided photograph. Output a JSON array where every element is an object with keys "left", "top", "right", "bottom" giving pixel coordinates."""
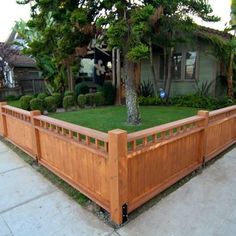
[
  {"left": 1, "top": 140, "right": 236, "bottom": 236},
  {"left": 0, "top": 141, "right": 114, "bottom": 236}
]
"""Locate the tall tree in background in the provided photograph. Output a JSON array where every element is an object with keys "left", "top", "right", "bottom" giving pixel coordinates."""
[{"left": 16, "top": 0, "right": 97, "bottom": 92}]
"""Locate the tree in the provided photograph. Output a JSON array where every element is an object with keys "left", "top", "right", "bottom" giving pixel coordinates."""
[
  {"left": 97, "top": 0, "right": 219, "bottom": 124},
  {"left": 16, "top": 0, "right": 97, "bottom": 92}
]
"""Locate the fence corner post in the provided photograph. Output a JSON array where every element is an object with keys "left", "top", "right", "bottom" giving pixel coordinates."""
[
  {"left": 198, "top": 110, "right": 209, "bottom": 164},
  {"left": 0, "top": 102, "right": 7, "bottom": 137},
  {"left": 108, "top": 129, "right": 128, "bottom": 225},
  {"left": 30, "top": 110, "right": 41, "bottom": 161}
]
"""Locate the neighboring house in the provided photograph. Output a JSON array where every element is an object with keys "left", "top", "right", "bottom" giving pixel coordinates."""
[
  {"left": 0, "top": 32, "right": 44, "bottom": 101},
  {"left": 139, "top": 26, "right": 232, "bottom": 98}
]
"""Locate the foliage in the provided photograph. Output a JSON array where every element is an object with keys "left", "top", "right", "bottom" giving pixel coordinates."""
[
  {"left": 75, "top": 82, "right": 89, "bottom": 97},
  {"left": 44, "top": 96, "right": 57, "bottom": 112},
  {"left": 94, "top": 92, "right": 105, "bottom": 106},
  {"left": 30, "top": 98, "right": 44, "bottom": 113},
  {"left": 138, "top": 81, "right": 154, "bottom": 97},
  {"left": 63, "top": 95, "right": 75, "bottom": 111},
  {"left": 5, "top": 95, "right": 19, "bottom": 101},
  {"left": 171, "top": 94, "right": 234, "bottom": 110},
  {"left": 52, "top": 92, "right": 63, "bottom": 108},
  {"left": 102, "top": 82, "right": 116, "bottom": 105},
  {"left": 19, "top": 95, "right": 34, "bottom": 110},
  {"left": 77, "top": 94, "right": 86, "bottom": 108},
  {"left": 85, "top": 93, "right": 95, "bottom": 107},
  {"left": 194, "top": 80, "right": 215, "bottom": 96},
  {"left": 64, "top": 90, "right": 75, "bottom": 97},
  {"left": 37, "top": 92, "right": 48, "bottom": 100},
  {"left": 138, "top": 96, "right": 168, "bottom": 106}
]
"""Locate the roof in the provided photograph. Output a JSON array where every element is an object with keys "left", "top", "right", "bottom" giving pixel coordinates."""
[
  {"left": 197, "top": 26, "right": 232, "bottom": 41},
  {"left": 0, "top": 42, "right": 36, "bottom": 68}
]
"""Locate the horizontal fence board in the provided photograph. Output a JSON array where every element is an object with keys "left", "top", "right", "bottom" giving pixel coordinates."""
[
  {"left": 38, "top": 129, "right": 110, "bottom": 209},
  {"left": 128, "top": 130, "right": 203, "bottom": 212}
]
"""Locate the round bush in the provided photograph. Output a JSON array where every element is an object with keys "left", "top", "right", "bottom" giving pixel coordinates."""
[
  {"left": 44, "top": 96, "right": 57, "bottom": 112},
  {"left": 94, "top": 92, "right": 105, "bottom": 106},
  {"left": 52, "top": 92, "right": 62, "bottom": 108},
  {"left": 63, "top": 95, "right": 75, "bottom": 110},
  {"left": 85, "top": 93, "right": 95, "bottom": 107},
  {"left": 77, "top": 94, "right": 86, "bottom": 108},
  {"left": 102, "top": 81, "right": 116, "bottom": 105},
  {"left": 75, "top": 82, "right": 89, "bottom": 97},
  {"left": 64, "top": 90, "right": 75, "bottom": 97},
  {"left": 20, "top": 95, "right": 34, "bottom": 110},
  {"left": 37, "top": 92, "right": 48, "bottom": 100},
  {"left": 30, "top": 98, "right": 44, "bottom": 113}
]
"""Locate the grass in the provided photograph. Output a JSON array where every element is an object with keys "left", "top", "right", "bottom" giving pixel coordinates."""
[
  {"left": 8, "top": 100, "right": 21, "bottom": 108},
  {"left": 50, "top": 106, "right": 198, "bottom": 133}
]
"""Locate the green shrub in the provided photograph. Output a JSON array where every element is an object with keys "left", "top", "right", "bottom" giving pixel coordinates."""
[
  {"left": 102, "top": 81, "right": 116, "bottom": 105},
  {"left": 45, "top": 96, "right": 57, "bottom": 112},
  {"left": 77, "top": 94, "right": 86, "bottom": 108},
  {"left": 75, "top": 82, "right": 89, "bottom": 97},
  {"left": 94, "top": 92, "right": 105, "bottom": 106},
  {"left": 37, "top": 92, "right": 48, "bottom": 100},
  {"left": 138, "top": 96, "right": 168, "bottom": 106},
  {"left": 64, "top": 90, "right": 75, "bottom": 97},
  {"left": 63, "top": 95, "right": 75, "bottom": 110},
  {"left": 85, "top": 93, "right": 95, "bottom": 107},
  {"left": 52, "top": 92, "right": 62, "bottom": 108},
  {"left": 30, "top": 98, "right": 44, "bottom": 113},
  {"left": 19, "top": 95, "right": 34, "bottom": 110},
  {"left": 5, "top": 95, "right": 18, "bottom": 101}
]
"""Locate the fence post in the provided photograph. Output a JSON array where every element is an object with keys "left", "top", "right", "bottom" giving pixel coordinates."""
[
  {"left": 30, "top": 110, "right": 41, "bottom": 161},
  {"left": 0, "top": 102, "right": 8, "bottom": 137},
  {"left": 108, "top": 129, "right": 128, "bottom": 225},
  {"left": 198, "top": 110, "right": 209, "bottom": 164}
]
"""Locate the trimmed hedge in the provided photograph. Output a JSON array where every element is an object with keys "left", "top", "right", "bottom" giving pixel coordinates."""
[
  {"left": 94, "top": 92, "right": 105, "bottom": 106},
  {"left": 63, "top": 95, "right": 75, "bottom": 110},
  {"left": 102, "top": 81, "right": 116, "bottom": 105},
  {"left": 37, "top": 92, "right": 48, "bottom": 100},
  {"left": 138, "top": 96, "right": 168, "bottom": 106},
  {"left": 52, "top": 93, "right": 63, "bottom": 108},
  {"left": 45, "top": 96, "right": 57, "bottom": 112},
  {"left": 77, "top": 94, "right": 86, "bottom": 108},
  {"left": 85, "top": 93, "right": 95, "bottom": 107},
  {"left": 30, "top": 98, "right": 44, "bottom": 113},
  {"left": 75, "top": 82, "right": 89, "bottom": 97},
  {"left": 19, "top": 95, "right": 34, "bottom": 110}
]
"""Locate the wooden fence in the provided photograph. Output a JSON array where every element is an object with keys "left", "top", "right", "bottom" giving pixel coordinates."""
[{"left": 0, "top": 102, "right": 235, "bottom": 225}]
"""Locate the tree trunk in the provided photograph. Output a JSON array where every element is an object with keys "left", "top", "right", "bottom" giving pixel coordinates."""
[
  {"left": 227, "top": 51, "right": 234, "bottom": 99},
  {"left": 149, "top": 41, "right": 158, "bottom": 96},
  {"left": 124, "top": 56, "right": 141, "bottom": 125},
  {"left": 67, "top": 65, "right": 74, "bottom": 91},
  {"left": 165, "top": 47, "right": 174, "bottom": 96}
]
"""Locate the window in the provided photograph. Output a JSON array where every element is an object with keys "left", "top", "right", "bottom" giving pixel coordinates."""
[
  {"left": 158, "top": 50, "right": 197, "bottom": 81},
  {"left": 171, "top": 53, "right": 182, "bottom": 80},
  {"left": 185, "top": 51, "right": 197, "bottom": 80}
]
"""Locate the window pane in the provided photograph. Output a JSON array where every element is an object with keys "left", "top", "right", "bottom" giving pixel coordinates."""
[
  {"left": 171, "top": 53, "right": 182, "bottom": 80},
  {"left": 185, "top": 51, "right": 197, "bottom": 80}
]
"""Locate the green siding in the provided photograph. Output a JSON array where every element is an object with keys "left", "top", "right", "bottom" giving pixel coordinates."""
[{"left": 140, "top": 43, "right": 219, "bottom": 97}]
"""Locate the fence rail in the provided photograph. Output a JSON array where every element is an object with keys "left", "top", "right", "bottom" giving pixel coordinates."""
[{"left": 0, "top": 102, "right": 235, "bottom": 225}]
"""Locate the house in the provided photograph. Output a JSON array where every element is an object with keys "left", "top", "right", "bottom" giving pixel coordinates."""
[
  {"left": 139, "top": 26, "right": 232, "bottom": 98},
  {"left": 0, "top": 32, "right": 44, "bottom": 101}
]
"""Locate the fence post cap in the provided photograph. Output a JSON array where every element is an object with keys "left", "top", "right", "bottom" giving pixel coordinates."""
[
  {"left": 0, "top": 102, "right": 7, "bottom": 107},
  {"left": 198, "top": 110, "right": 209, "bottom": 116},
  {"left": 108, "top": 129, "right": 127, "bottom": 135},
  {"left": 30, "top": 110, "right": 41, "bottom": 116}
]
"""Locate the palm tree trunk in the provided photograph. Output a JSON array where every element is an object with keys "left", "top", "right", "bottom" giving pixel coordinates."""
[{"left": 165, "top": 47, "right": 174, "bottom": 96}]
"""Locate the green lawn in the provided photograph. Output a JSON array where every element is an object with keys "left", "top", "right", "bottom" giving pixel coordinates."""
[{"left": 50, "top": 106, "right": 198, "bottom": 133}]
